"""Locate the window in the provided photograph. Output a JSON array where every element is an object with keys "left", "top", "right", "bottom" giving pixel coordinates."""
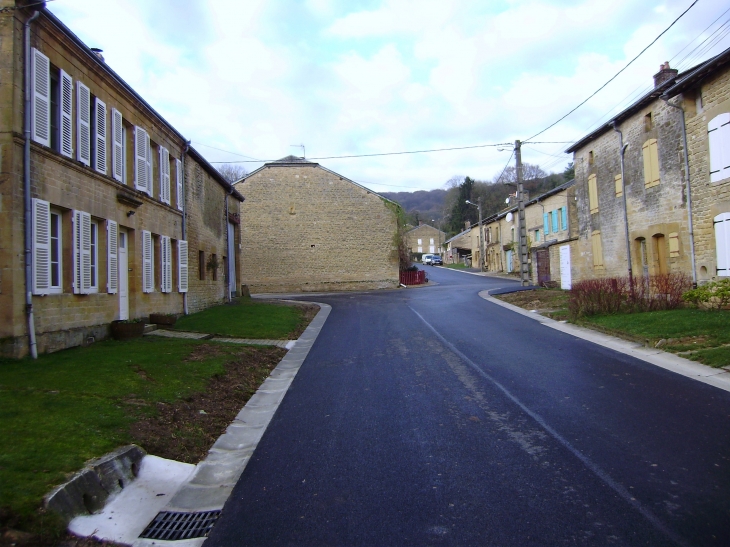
[
  {"left": 560, "top": 206, "right": 568, "bottom": 231},
  {"left": 615, "top": 174, "right": 623, "bottom": 197},
  {"left": 642, "top": 138, "right": 660, "bottom": 188},
  {"left": 652, "top": 234, "right": 668, "bottom": 275},
  {"left": 668, "top": 232, "right": 680, "bottom": 258},
  {"left": 552, "top": 210, "right": 559, "bottom": 233},
  {"left": 32, "top": 199, "right": 63, "bottom": 295},
  {"left": 31, "top": 48, "right": 51, "bottom": 147},
  {"left": 417, "top": 238, "right": 422, "bottom": 245},
  {"left": 211, "top": 254, "right": 218, "bottom": 281},
  {"left": 511, "top": 227, "right": 515, "bottom": 241},
  {"left": 714, "top": 212, "right": 730, "bottom": 277},
  {"left": 134, "top": 126, "right": 152, "bottom": 195},
  {"left": 644, "top": 112, "right": 653, "bottom": 131},
  {"left": 178, "top": 240, "right": 189, "bottom": 292},
  {"left": 430, "top": 238, "right": 434, "bottom": 244},
  {"left": 417, "top": 246, "right": 423, "bottom": 253},
  {"left": 535, "top": 229, "right": 541, "bottom": 242},
  {"left": 544, "top": 212, "right": 550, "bottom": 235},
  {"left": 76, "top": 80, "right": 91, "bottom": 166},
  {"left": 107, "top": 220, "right": 118, "bottom": 294},
  {"left": 142, "top": 230, "right": 154, "bottom": 292},
  {"left": 92, "top": 96, "right": 107, "bottom": 175},
  {"left": 175, "top": 158, "right": 184, "bottom": 211},
  {"left": 199, "top": 250, "right": 205, "bottom": 280},
  {"left": 160, "top": 235, "right": 172, "bottom": 292},
  {"left": 89, "top": 220, "right": 99, "bottom": 291},
  {"left": 159, "top": 146, "right": 171, "bottom": 204},
  {"left": 111, "top": 108, "right": 124, "bottom": 182},
  {"left": 50, "top": 69, "right": 59, "bottom": 152},
  {"left": 588, "top": 174, "right": 598, "bottom": 213},
  {"left": 588, "top": 151, "right": 594, "bottom": 165},
  {"left": 708, "top": 113, "right": 730, "bottom": 183},
  {"left": 72, "top": 210, "right": 93, "bottom": 294},
  {"left": 591, "top": 231, "right": 604, "bottom": 269}
]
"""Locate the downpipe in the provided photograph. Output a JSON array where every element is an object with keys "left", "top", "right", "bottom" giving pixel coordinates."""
[
  {"left": 611, "top": 121, "right": 634, "bottom": 286},
  {"left": 182, "top": 140, "right": 190, "bottom": 314},
  {"left": 662, "top": 95, "right": 697, "bottom": 287},
  {"left": 24, "top": 10, "right": 40, "bottom": 359}
]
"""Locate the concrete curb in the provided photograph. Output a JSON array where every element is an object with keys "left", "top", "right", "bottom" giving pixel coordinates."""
[
  {"left": 480, "top": 290, "right": 730, "bottom": 394},
  {"left": 132, "top": 301, "right": 332, "bottom": 546}
]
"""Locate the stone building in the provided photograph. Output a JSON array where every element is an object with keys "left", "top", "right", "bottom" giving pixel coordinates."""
[
  {"left": 566, "top": 62, "right": 692, "bottom": 283},
  {"left": 664, "top": 46, "right": 730, "bottom": 283},
  {"left": 0, "top": 3, "right": 243, "bottom": 357},
  {"left": 405, "top": 223, "right": 446, "bottom": 258},
  {"left": 233, "top": 156, "right": 399, "bottom": 293},
  {"left": 480, "top": 181, "right": 576, "bottom": 287},
  {"left": 444, "top": 228, "right": 472, "bottom": 264}
]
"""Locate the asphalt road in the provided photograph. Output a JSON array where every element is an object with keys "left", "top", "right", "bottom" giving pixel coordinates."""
[{"left": 206, "top": 267, "right": 730, "bottom": 546}]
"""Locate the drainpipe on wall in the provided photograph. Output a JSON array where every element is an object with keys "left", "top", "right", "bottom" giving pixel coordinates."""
[
  {"left": 662, "top": 95, "right": 697, "bottom": 287},
  {"left": 24, "top": 10, "right": 41, "bottom": 359},
  {"left": 182, "top": 140, "right": 190, "bottom": 315},
  {"left": 224, "top": 187, "right": 232, "bottom": 303},
  {"left": 611, "top": 121, "right": 634, "bottom": 286}
]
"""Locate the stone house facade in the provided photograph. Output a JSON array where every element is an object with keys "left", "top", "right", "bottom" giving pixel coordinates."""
[
  {"left": 445, "top": 229, "right": 471, "bottom": 264},
  {"left": 0, "top": 4, "right": 243, "bottom": 357},
  {"left": 405, "top": 223, "right": 446, "bottom": 258},
  {"left": 233, "top": 156, "right": 399, "bottom": 293},
  {"left": 566, "top": 63, "right": 692, "bottom": 284},
  {"left": 664, "top": 47, "right": 730, "bottom": 283},
  {"left": 481, "top": 181, "right": 576, "bottom": 287}
]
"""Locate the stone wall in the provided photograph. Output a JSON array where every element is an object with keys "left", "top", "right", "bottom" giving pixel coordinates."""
[
  {"left": 571, "top": 97, "right": 690, "bottom": 283},
  {"left": 235, "top": 162, "right": 399, "bottom": 293},
  {"left": 680, "top": 68, "right": 730, "bottom": 283},
  {"left": 405, "top": 224, "right": 446, "bottom": 255}
]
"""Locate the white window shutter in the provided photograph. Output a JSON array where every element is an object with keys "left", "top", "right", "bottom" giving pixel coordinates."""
[
  {"left": 716, "top": 213, "right": 730, "bottom": 277},
  {"left": 94, "top": 98, "right": 107, "bottom": 174},
  {"left": 178, "top": 239, "right": 188, "bottom": 293},
  {"left": 111, "top": 108, "right": 123, "bottom": 182},
  {"left": 146, "top": 134, "right": 152, "bottom": 196},
  {"left": 134, "top": 126, "right": 148, "bottom": 192},
  {"left": 160, "top": 236, "right": 172, "bottom": 292},
  {"left": 159, "top": 147, "right": 170, "bottom": 204},
  {"left": 175, "top": 158, "right": 183, "bottom": 211},
  {"left": 31, "top": 48, "right": 51, "bottom": 146},
  {"left": 142, "top": 230, "right": 153, "bottom": 292},
  {"left": 107, "top": 220, "right": 118, "bottom": 293},
  {"left": 59, "top": 70, "right": 73, "bottom": 157},
  {"left": 32, "top": 198, "right": 51, "bottom": 294},
  {"left": 72, "top": 210, "right": 92, "bottom": 294},
  {"left": 708, "top": 114, "right": 730, "bottom": 183},
  {"left": 76, "top": 81, "right": 91, "bottom": 166}
]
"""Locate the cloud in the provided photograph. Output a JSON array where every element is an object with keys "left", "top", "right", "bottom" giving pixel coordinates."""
[{"left": 47, "top": 0, "right": 729, "bottom": 192}]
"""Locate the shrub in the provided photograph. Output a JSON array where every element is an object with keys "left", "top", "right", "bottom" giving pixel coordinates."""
[
  {"left": 568, "top": 273, "right": 692, "bottom": 319},
  {"left": 683, "top": 278, "right": 730, "bottom": 310}
]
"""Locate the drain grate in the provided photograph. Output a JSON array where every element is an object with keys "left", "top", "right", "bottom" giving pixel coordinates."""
[{"left": 140, "top": 510, "right": 221, "bottom": 540}]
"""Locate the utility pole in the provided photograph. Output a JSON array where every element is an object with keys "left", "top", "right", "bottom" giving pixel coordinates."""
[{"left": 515, "top": 140, "right": 530, "bottom": 286}]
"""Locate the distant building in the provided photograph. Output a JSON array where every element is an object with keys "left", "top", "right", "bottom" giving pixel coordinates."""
[
  {"left": 405, "top": 223, "right": 447, "bottom": 257},
  {"left": 234, "top": 156, "right": 400, "bottom": 293}
]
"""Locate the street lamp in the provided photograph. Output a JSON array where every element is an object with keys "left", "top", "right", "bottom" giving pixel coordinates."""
[{"left": 465, "top": 199, "right": 484, "bottom": 272}]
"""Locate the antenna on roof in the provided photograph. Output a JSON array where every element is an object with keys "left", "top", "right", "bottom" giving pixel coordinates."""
[{"left": 290, "top": 144, "right": 305, "bottom": 158}]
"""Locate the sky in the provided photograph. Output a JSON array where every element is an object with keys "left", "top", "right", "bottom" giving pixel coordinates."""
[{"left": 48, "top": 0, "right": 730, "bottom": 193}]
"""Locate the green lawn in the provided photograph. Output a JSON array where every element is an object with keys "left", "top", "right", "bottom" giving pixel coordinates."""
[
  {"left": 582, "top": 308, "right": 730, "bottom": 367},
  {"left": 173, "top": 299, "right": 304, "bottom": 338},
  {"left": 0, "top": 337, "right": 235, "bottom": 534},
  {"left": 442, "top": 263, "right": 469, "bottom": 270}
]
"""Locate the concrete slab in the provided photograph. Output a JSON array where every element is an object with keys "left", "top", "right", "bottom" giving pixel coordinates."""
[
  {"left": 166, "top": 484, "right": 233, "bottom": 512},
  {"left": 68, "top": 455, "right": 195, "bottom": 546},
  {"left": 146, "top": 330, "right": 212, "bottom": 340},
  {"left": 187, "top": 460, "right": 247, "bottom": 487}
]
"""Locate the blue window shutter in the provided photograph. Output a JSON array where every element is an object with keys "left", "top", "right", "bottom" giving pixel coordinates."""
[
  {"left": 552, "top": 210, "right": 558, "bottom": 233},
  {"left": 561, "top": 206, "right": 567, "bottom": 230},
  {"left": 544, "top": 213, "right": 549, "bottom": 234}
]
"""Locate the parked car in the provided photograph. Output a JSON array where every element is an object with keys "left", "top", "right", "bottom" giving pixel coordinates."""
[
  {"left": 422, "top": 254, "right": 442, "bottom": 265},
  {"left": 430, "top": 255, "right": 443, "bottom": 265}
]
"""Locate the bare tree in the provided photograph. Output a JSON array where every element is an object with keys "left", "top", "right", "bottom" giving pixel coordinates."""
[
  {"left": 217, "top": 163, "right": 248, "bottom": 183},
  {"left": 492, "top": 163, "right": 546, "bottom": 185}
]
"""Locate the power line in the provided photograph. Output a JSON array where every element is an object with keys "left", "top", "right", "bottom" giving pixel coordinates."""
[
  {"left": 209, "top": 142, "right": 514, "bottom": 164},
  {"left": 523, "top": 0, "right": 700, "bottom": 143},
  {"left": 191, "top": 141, "right": 263, "bottom": 161},
  {"left": 494, "top": 148, "right": 516, "bottom": 185}
]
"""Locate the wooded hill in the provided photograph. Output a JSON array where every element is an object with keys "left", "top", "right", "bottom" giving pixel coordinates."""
[{"left": 381, "top": 163, "right": 574, "bottom": 236}]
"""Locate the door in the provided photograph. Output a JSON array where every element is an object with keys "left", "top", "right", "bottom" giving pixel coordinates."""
[
  {"left": 506, "top": 250, "right": 514, "bottom": 273},
  {"left": 652, "top": 234, "right": 668, "bottom": 275},
  {"left": 118, "top": 229, "right": 129, "bottom": 320},
  {"left": 559, "top": 245, "right": 571, "bottom": 289},
  {"left": 536, "top": 249, "right": 550, "bottom": 286},
  {"left": 227, "top": 222, "right": 236, "bottom": 297}
]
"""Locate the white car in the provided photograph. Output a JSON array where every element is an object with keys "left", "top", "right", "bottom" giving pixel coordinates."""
[{"left": 422, "top": 254, "right": 442, "bottom": 265}]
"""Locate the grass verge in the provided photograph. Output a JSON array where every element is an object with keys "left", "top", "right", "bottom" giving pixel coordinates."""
[
  {"left": 172, "top": 298, "right": 317, "bottom": 339},
  {"left": 442, "top": 263, "right": 469, "bottom": 270},
  {"left": 581, "top": 309, "right": 730, "bottom": 367}
]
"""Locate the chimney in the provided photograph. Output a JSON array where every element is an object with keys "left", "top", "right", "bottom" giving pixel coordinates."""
[
  {"left": 90, "top": 48, "right": 105, "bottom": 62},
  {"left": 653, "top": 61, "right": 678, "bottom": 88},
  {"left": 419, "top": 220, "right": 423, "bottom": 226},
  {"left": 465, "top": 220, "right": 471, "bottom": 229}
]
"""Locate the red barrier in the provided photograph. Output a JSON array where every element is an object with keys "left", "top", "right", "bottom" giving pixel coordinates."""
[{"left": 399, "top": 270, "right": 426, "bottom": 285}]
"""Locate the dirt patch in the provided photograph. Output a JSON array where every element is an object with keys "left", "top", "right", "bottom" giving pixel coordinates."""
[
  {"left": 130, "top": 344, "right": 286, "bottom": 463},
  {"left": 494, "top": 289, "right": 569, "bottom": 317}
]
